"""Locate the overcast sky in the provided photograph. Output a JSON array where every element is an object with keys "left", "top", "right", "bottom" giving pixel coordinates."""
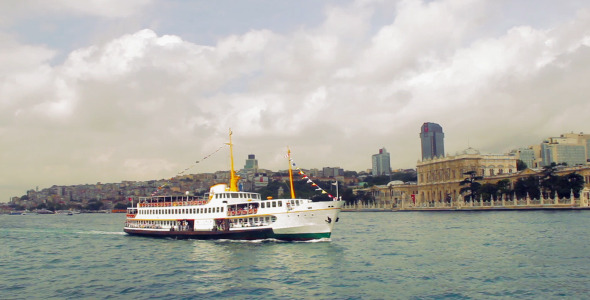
[{"left": 2, "top": 0, "right": 590, "bottom": 200}]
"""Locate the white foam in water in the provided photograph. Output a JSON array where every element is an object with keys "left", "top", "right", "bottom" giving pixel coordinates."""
[{"left": 78, "top": 230, "right": 126, "bottom": 235}]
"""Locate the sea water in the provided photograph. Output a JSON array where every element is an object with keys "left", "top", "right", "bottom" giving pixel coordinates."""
[{"left": 1, "top": 211, "right": 589, "bottom": 299}]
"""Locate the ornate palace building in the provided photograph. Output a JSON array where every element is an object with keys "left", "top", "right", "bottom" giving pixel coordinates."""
[{"left": 416, "top": 148, "right": 517, "bottom": 203}]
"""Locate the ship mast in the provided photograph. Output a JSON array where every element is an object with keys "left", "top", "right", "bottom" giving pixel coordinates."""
[
  {"left": 227, "top": 129, "right": 240, "bottom": 192},
  {"left": 287, "top": 148, "right": 296, "bottom": 199}
]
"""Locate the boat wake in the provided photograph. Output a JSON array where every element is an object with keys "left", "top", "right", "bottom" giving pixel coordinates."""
[
  {"left": 210, "top": 238, "right": 332, "bottom": 244},
  {"left": 78, "top": 230, "right": 126, "bottom": 235}
]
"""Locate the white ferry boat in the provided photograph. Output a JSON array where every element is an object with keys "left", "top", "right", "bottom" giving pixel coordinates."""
[{"left": 124, "top": 132, "right": 343, "bottom": 241}]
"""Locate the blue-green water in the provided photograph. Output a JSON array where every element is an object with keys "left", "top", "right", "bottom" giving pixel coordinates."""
[{"left": 1, "top": 211, "right": 589, "bottom": 299}]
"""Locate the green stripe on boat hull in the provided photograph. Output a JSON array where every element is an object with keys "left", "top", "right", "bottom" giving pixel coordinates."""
[
  {"left": 124, "top": 228, "right": 331, "bottom": 241},
  {"left": 270, "top": 232, "right": 331, "bottom": 241}
]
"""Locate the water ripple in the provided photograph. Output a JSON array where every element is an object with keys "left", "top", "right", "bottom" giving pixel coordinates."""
[{"left": 1, "top": 211, "right": 590, "bottom": 299}]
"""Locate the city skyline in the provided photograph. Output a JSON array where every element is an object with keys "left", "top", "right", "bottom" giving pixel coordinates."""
[{"left": 2, "top": 1, "right": 590, "bottom": 201}]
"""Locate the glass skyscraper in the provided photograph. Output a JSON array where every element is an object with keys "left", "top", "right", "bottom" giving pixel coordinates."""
[
  {"left": 244, "top": 154, "right": 258, "bottom": 171},
  {"left": 420, "top": 122, "right": 445, "bottom": 161},
  {"left": 372, "top": 148, "right": 391, "bottom": 176}
]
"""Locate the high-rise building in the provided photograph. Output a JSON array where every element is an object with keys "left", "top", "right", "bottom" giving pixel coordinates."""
[
  {"left": 244, "top": 154, "right": 258, "bottom": 171},
  {"left": 420, "top": 122, "right": 445, "bottom": 161},
  {"left": 322, "top": 167, "right": 344, "bottom": 177},
  {"left": 372, "top": 148, "right": 391, "bottom": 176},
  {"left": 512, "top": 132, "right": 590, "bottom": 168},
  {"left": 541, "top": 142, "right": 586, "bottom": 167},
  {"left": 511, "top": 148, "right": 536, "bottom": 169}
]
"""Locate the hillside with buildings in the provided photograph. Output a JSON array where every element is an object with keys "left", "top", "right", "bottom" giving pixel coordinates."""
[{"left": 5, "top": 124, "right": 590, "bottom": 213}]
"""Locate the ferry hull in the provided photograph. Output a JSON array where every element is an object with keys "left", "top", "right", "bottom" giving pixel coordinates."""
[{"left": 123, "top": 228, "right": 330, "bottom": 241}]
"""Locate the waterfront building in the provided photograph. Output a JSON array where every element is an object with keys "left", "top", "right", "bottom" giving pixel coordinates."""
[
  {"left": 323, "top": 167, "right": 344, "bottom": 177},
  {"left": 538, "top": 133, "right": 590, "bottom": 167},
  {"left": 416, "top": 148, "right": 517, "bottom": 203},
  {"left": 371, "top": 148, "right": 391, "bottom": 176},
  {"left": 253, "top": 173, "right": 269, "bottom": 187},
  {"left": 561, "top": 132, "right": 590, "bottom": 161},
  {"left": 541, "top": 143, "right": 586, "bottom": 167},
  {"left": 518, "top": 132, "right": 590, "bottom": 168},
  {"left": 511, "top": 148, "right": 536, "bottom": 169},
  {"left": 419, "top": 122, "right": 445, "bottom": 161},
  {"left": 244, "top": 154, "right": 258, "bottom": 171}
]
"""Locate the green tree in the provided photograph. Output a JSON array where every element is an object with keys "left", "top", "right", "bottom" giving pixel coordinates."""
[
  {"left": 557, "top": 172, "right": 584, "bottom": 198},
  {"left": 85, "top": 200, "right": 104, "bottom": 211},
  {"left": 479, "top": 183, "right": 498, "bottom": 201},
  {"left": 514, "top": 175, "right": 540, "bottom": 199},
  {"left": 114, "top": 202, "right": 129, "bottom": 210},
  {"left": 459, "top": 171, "right": 483, "bottom": 202},
  {"left": 496, "top": 179, "right": 512, "bottom": 197},
  {"left": 540, "top": 163, "right": 559, "bottom": 198},
  {"left": 341, "top": 188, "right": 357, "bottom": 204},
  {"left": 516, "top": 159, "right": 528, "bottom": 171}
]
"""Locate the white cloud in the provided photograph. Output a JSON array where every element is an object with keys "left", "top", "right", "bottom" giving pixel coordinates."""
[
  {"left": 2, "top": 0, "right": 590, "bottom": 200},
  {"left": 0, "top": 0, "right": 152, "bottom": 22}
]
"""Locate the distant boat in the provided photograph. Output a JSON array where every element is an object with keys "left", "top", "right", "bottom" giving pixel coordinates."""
[
  {"left": 9, "top": 211, "right": 26, "bottom": 215},
  {"left": 124, "top": 130, "right": 343, "bottom": 241},
  {"left": 36, "top": 209, "right": 55, "bottom": 214}
]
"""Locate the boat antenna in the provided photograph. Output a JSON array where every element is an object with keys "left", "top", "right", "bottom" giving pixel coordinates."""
[
  {"left": 287, "top": 147, "right": 296, "bottom": 199},
  {"left": 227, "top": 128, "right": 240, "bottom": 192}
]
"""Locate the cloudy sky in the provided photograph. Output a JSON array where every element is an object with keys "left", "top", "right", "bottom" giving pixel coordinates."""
[{"left": 2, "top": 0, "right": 590, "bottom": 200}]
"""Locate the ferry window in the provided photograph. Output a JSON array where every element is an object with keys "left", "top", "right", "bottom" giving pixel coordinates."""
[
  {"left": 208, "top": 208, "right": 211, "bottom": 213},
  {"left": 296, "top": 200, "right": 300, "bottom": 205},
  {"left": 221, "top": 207, "right": 224, "bottom": 212},
  {"left": 261, "top": 202, "right": 265, "bottom": 208},
  {"left": 231, "top": 194, "right": 238, "bottom": 198},
  {"left": 278, "top": 201, "right": 282, "bottom": 207},
  {"left": 272, "top": 201, "right": 276, "bottom": 208}
]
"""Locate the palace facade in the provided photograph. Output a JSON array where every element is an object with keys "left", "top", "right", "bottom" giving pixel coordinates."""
[{"left": 415, "top": 148, "right": 517, "bottom": 203}]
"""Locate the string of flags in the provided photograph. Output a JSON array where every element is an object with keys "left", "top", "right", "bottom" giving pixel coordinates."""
[
  {"left": 289, "top": 156, "right": 337, "bottom": 200},
  {"left": 151, "top": 144, "right": 226, "bottom": 196}
]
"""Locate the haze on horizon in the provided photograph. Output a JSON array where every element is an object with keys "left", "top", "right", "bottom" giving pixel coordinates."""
[{"left": 1, "top": 0, "right": 590, "bottom": 200}]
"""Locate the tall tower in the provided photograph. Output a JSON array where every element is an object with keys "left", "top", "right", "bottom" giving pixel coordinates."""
[
  {"left": 420, "top": 122, "right": 445, "bottom": 161},
  {"left": 372, "top": 148, "right": 391, "bottom": 176},
  {"left": 244, "top": 154, "right": 258, "bottom": 171}
]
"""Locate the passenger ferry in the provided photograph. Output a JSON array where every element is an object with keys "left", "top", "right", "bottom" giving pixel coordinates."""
[{"left": 124, "top": 132, "right": 344, "bottom": 241}]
